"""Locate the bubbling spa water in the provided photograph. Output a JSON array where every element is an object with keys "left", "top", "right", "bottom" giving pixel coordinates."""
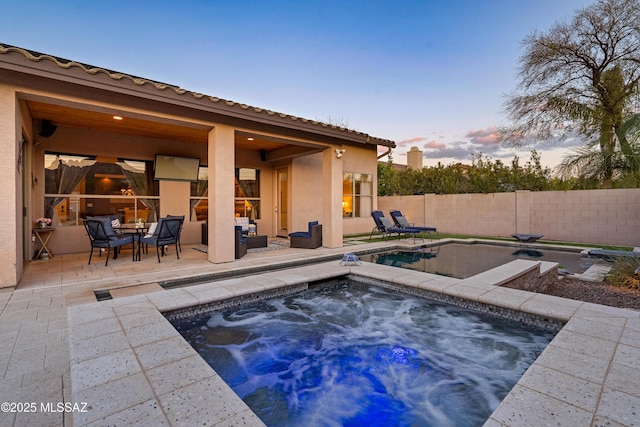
[{"left": 171, "top": 281, "right": 555, "bottom": 426}]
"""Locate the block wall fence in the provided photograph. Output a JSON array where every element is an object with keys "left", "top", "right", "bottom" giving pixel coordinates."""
[{"left": 377, "top": 189, "right": 640, "bottom": 247}]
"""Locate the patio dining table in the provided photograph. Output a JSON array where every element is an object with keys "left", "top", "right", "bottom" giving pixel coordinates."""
[{"left": 114, "top": 223, "right": 149, "bottom": 261}]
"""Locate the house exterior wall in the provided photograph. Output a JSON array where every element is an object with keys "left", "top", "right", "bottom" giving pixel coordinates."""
[
  {"left": 342, "top": 145, "right": 378, "bottom": 236},
  {"left": 377, "top": 189, "right": 640, "bottom": 247},
  {"left": 291, "top": 153, "right": 324, "bottom": 239},
  {"left": 0, "top": 85, "right": 20, "bottom": 287}
]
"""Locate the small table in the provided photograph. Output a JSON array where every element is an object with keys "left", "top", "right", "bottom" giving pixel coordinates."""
[
  {"left": 33, "top": 227, "right": 56, "bottom": 259},
  {"left": 115, "top": 224, "right": 149, "bottom": 261},
  {"left": 247, "top": 234, "right": 268, "bottom": 249}
]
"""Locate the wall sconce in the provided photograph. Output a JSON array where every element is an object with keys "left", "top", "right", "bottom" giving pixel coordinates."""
[{"left": 335, "top": 148, "right": 346, "bottom": 159}]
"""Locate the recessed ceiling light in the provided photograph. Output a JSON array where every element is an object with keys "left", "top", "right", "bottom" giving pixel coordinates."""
[
  {"left": 113, "top": 116, "right": 123, "bottom": 121},
  {"left": 247, "top": 137, "right": 254, "bottom": 141}
]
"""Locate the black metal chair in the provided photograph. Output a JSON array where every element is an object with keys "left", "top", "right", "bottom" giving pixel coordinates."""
[
  {"left": 235, "top": 225, "right": 248, "bottom": 259},
  {"left": 289, "top": 221, "right": 323, "bottom": 249},
  {"left": 83, "top": 218, "right": 135, "bottom": 266},
  {"left": 139, "top": 217, "right": 183, "bottom": 263},
  {"left": 166, "top": 214, "right": 185, "bottom": 252}
]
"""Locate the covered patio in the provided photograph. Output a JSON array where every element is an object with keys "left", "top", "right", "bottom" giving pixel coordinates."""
[{"left": 0, "top": 42, "right": 395, "bottom": 288}]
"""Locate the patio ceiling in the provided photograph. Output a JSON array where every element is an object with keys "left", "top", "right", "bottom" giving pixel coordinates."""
[{"left": 25, "top": 100, "right": 296, "bottom": 152}]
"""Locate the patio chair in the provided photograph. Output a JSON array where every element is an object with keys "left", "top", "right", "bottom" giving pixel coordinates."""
[
  {"left": 139, "top": 217, "right": 182, "bottom": 263},
  {"left": 234, "top": 216, "right": 257, "bottom": 237},
  {"left": 389, "top": 210, "right": 440, "bottom": 240},
  {"left": 289, "top": 221, "right": 323, "bottom": 249},
  {"left": 83, "top": 217, "right": 135, "bottom": 266},
  {"left": 369, "top": 211, "right": 422, "bottom": 242},
  {"left": 235, "top": 225, "right": 248, "bottom": 258},
  {"left": 166, "top": 214, "right": 185, "bottom": 252}
]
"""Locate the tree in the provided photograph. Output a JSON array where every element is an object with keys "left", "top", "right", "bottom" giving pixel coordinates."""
[{"left": 500, "top": 0, "right": 640, "bottom": 187}]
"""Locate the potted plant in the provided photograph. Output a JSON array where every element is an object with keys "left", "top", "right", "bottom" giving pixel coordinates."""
[{"left": 36, "top": 217, "right": 52, "bottom": 228}]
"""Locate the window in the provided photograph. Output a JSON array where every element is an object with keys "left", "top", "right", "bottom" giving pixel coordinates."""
[
  {"left": 43, "top": 153, "right": 159, "bottom": 226},
  {"left": 343, "top": 172, "right": 373, "bottom": 218},
  {"left": 235, "top": 168, "right": 260, "bottom": 219},
  {"left": 190, "top": 167, "right": 208, "bottom": 221}
]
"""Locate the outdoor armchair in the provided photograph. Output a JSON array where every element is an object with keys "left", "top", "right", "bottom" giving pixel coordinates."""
[
  {"left": 139, "top": 217, "right": 182, "bottom": 263},
  {"left": 235, "top": 225, "right": 248, "bottom": 258},
  {"left": 289, "top": 221, "right": 323, "bottom": 249},
  {"left": 83, "top": 217, "right": 135, "bottom": 266}
]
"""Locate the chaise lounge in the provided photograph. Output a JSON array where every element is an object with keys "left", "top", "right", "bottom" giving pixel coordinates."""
[
  {"left": 370, "top": 211, "right": 423, "bottom": 243},
  {"left": 389, "top": 209, "right": 439, "bottom": 240}
]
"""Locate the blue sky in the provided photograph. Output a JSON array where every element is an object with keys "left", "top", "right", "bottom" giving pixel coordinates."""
[{"left": 2, "top": 0, "right": 594, "bottom": 168}]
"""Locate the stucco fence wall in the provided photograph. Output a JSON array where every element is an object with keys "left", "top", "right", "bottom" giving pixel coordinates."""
[{"left": 376, "top": 189, "right": 640, "bottom": 247}]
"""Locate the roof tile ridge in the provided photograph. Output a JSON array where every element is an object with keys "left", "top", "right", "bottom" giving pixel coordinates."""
[{"left": 1, "top": 43, "right": 394, "bottom": 146}]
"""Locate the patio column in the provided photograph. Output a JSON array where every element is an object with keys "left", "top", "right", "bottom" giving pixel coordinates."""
[
  {"left": 207, "top": 125, "right": 235, "bottom": 263},
  {"left": 0, "top": 86, "right": 19, "bottom": 287},
  {"left": 322, "top": 146, "right": 343, "bottom": 248}
]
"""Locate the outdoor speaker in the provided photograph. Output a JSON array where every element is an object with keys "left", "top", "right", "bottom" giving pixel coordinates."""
[
  {"left": 260, "top": 149, "right": 268, "bottom": 162},
  {"left": 39, "top": 120, "right": 57, "bottom": 138}
]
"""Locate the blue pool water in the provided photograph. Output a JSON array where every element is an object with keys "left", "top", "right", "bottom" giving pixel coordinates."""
[
  {"left": 171, "top": 281, "right": 555, "bottom": 426},
  {"left": 360, "top": 243, "right": 593, "bottom": 278}
]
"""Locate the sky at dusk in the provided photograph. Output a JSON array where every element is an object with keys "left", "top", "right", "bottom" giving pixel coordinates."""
[{"left": 2, "top": 0, "right": 596, "bottom": 170}]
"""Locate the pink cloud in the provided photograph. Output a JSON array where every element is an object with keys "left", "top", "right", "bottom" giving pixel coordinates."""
[
  {"left": 397, "top": 136, "right": 426, "bottom": 146},
  {"left": 466, "top": 126, "right": 500, "bottom": 145},
  {"left": 423, "top": 140, "right": 445, "bottom": 149}
]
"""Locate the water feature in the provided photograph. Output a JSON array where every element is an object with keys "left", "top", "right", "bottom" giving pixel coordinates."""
[{"left": 171, "top": 280, "right": 555, "bottom": 426}]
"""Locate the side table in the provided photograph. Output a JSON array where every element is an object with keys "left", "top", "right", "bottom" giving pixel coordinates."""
[
  {"left": 247, "top": 235, "right": 268, "bottom": 249},
  {"left": 33, "top": 227, "right": 56, "bottom": 259}
]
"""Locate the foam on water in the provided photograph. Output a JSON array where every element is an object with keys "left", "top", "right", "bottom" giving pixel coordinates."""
[{"left": 172, "top": 281, "right": 555, "bottom": 426}]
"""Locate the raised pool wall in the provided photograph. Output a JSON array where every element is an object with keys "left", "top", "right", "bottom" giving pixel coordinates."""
[{"left": 68, "top": 259, "right": 640, "bottom": 426}]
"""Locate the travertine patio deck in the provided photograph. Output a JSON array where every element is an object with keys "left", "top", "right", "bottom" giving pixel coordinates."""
[{"left": 1, "top": 240, "right": 638, "bottom": 426}]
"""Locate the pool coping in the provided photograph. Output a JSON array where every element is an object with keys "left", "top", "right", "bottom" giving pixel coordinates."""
[{"left": 68, "top": 259, "right": 640, "bottom": 426}]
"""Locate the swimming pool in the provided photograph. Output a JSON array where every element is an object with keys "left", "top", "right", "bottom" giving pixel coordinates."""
[
  {"left": 171, "top": 279, "right": 556, "bottom": 426},
  {"left": 360, "top": 242, "right": 593, "bottom": 278}
]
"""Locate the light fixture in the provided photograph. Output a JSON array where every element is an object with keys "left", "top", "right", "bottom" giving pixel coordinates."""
[
  {"left": 113, "top": 116, "right": 123, "bottom": 121},
  {"left": 335, "top": 148, "right": 346, "bottom": 158},
  {"left": 247, "top": 137, "right": 254, "bottom": 141}
]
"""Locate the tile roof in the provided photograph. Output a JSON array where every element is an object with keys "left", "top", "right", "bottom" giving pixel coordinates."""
[{"left": 0, "top": 43, "right": 395, "bottom": 147}]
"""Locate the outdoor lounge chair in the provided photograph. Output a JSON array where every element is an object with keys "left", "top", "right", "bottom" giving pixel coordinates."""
[
  {"left": 289, "top": 221, "right": 323, "bottom": 249},
  {"left": 389, "top": 210, "right": 439, "bottom": 240},
  {"left": 369, "top": 211, "right": 422, "bottom": 242},
  {"left": 83, "top": 217, "right": 135, "bottom": 266},
  {"left": 139, "top": 217, "right": 182, "bottom": 263}
]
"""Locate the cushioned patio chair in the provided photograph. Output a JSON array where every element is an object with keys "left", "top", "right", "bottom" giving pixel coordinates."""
[
  {"left": 289, "top": 221, "right": 323, "bottom": 249},
  {"left": 389, "top": 210, "right": 439, "bottom": 240},
  {"left": 235, "top": 225, "right": 248, "bottom": 258},
  {"left": 166, "top": 214, "right": 185, "bottom": 252},
  {"left": 369, "top": 211, "right": 422, "bottom": 242},
  {"left": 234, "top": 216, "right": 257, "bottom": 237},
  {"left": 139, "top": 217, "right": 182, "bottom": 263},
  {"left": 83, "top": 217, "right": 135, "bottom": 266}
]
